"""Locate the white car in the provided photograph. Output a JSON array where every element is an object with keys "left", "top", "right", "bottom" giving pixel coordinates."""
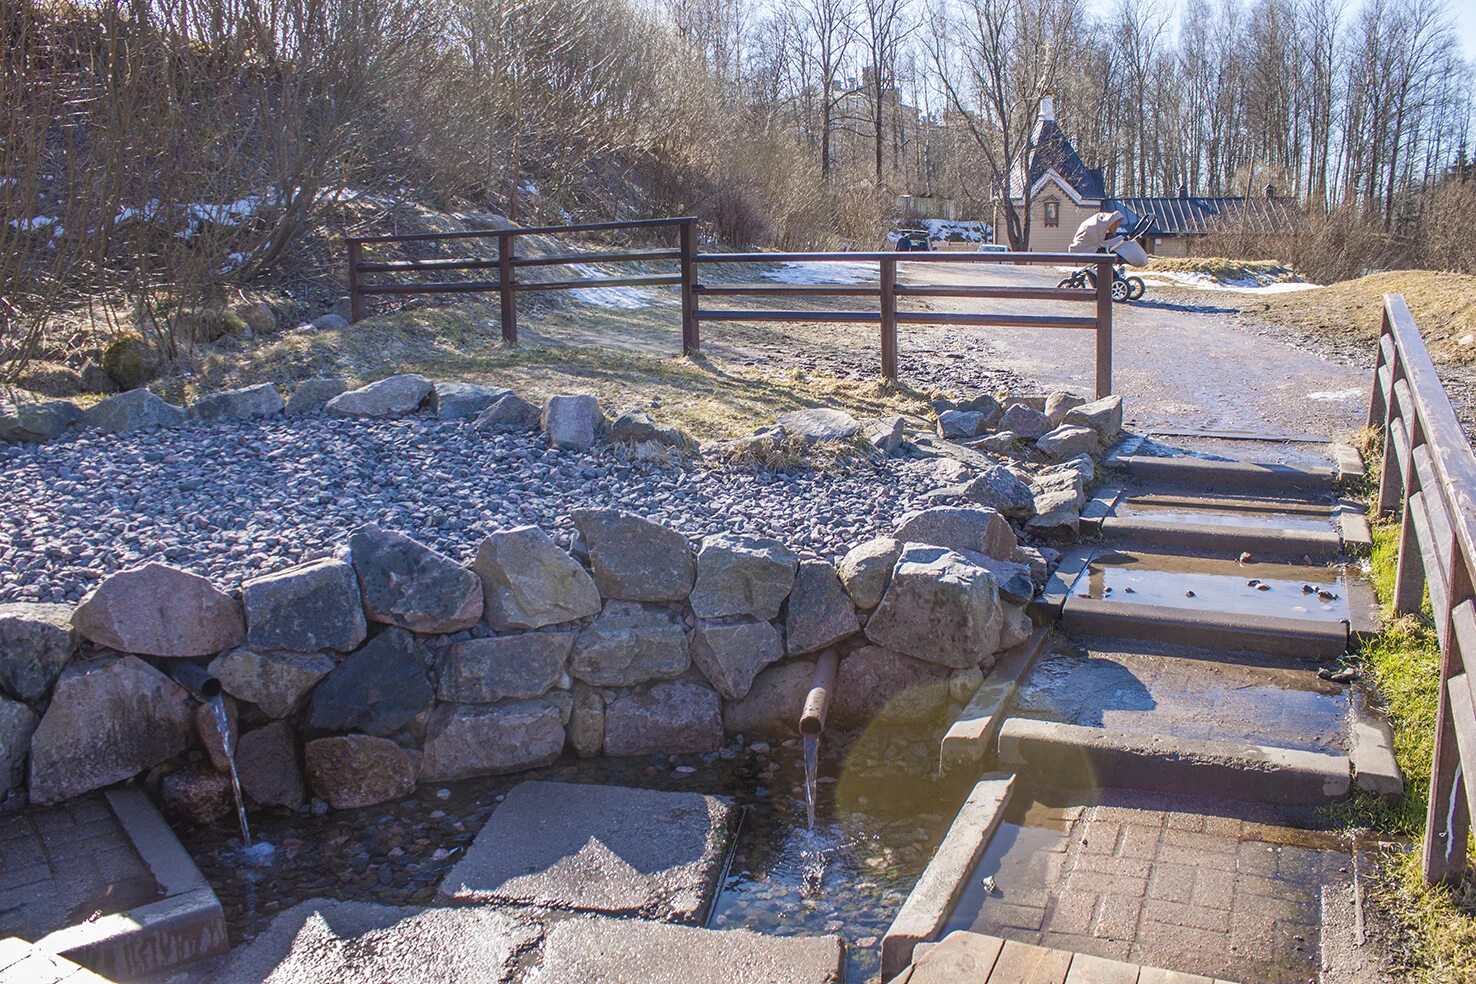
[{"left": 976, "top": 242, "right": 1012, "bottom": 263}]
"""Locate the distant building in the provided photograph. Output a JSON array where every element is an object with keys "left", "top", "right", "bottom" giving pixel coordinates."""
[{"left": 997, "top": 97, "right": 1298, "bottom": 255}]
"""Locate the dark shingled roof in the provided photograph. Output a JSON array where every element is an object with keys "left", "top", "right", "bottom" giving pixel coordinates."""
[
  {"left": 1024, "top": 117, "right": 1106, "bottom": 201},
  {"left": 1106, "top": 195, "right": 1301, "bottom": 237}
]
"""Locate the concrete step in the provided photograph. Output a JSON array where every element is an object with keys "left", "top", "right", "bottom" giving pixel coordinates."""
[
  {"left": 1054, "top": 547, "right": 1378, "bottom": 659},
  {"left": 1083, "top": 486, "right": 1349, "bottom": 561},
  {"left": 1114, "top": 454, "right": 1338, "bottom": 495}
]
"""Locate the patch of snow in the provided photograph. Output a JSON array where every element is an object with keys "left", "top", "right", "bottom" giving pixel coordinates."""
[
  {"left": 518, "top": 179, "right": 540, "bottom": 196},
  {"left": 567, "top": 262, "right": 653, "bottom": 309},
  {"left": 1306, "top": 387, "right": 1364, "bottom": 402},
  {"left": 761, "top": 260, "right": 875, "bottom": 286},
  {"left": 10, "top": 215, "right": 61, "bottom": 236},
  {"left": 1142, "top": 269, "right": 1320, "bottom": 294},
  {"left": 220, "top": 252, "right": 248, "bottom": 274}
]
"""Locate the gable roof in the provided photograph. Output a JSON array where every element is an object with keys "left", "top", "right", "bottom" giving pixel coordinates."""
[
  {"left": 1106, "top": 195, "right": 1301, "bottom": 236},
  {"left": 1027, "top": 116, "right": 1106, "bottom": 201}
]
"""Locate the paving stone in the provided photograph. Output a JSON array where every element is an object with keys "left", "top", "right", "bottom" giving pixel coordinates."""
[{"left": 438, "top": 780, "right": 734, "bottom": 923}]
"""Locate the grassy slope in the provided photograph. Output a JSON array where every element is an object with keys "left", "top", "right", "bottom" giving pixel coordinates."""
[
  {"left": 183, "top": 300, "right": 932, "bottom": 441},
  {"left": 1249, "top": 271, "right": 1476, "bottom": 363},
  {"left": 1144, "top": 257, "right": 1299, "bottom": 283},
  {"left": 1346, "top": 433, "right": 1476, "bottom": 981}
]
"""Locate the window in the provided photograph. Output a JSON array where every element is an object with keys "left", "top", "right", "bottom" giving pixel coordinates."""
[{"left": 1043, "top": 200, "right": 1060, "bottom": 227}]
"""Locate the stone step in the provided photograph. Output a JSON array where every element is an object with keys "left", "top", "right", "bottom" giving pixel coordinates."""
[
  {"left": 1083, "top": 486, "right": 1348, "bottom": 561},
  {"left": 1114, "top": 454, "right": 1338, "bottom": 495},
  {"left": 1054, "top": 547, "right": 1378, "bottom": 659}
]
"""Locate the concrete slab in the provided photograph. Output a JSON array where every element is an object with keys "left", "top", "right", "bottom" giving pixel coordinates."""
[
  {"left": 437, "top": 780, "right": 735, "bottom": 923},
  {"left": 881, "top": 775, "right": 1015, "bottom": 980},
  {"left": 941, "top": 629, "right": 1051, "bottom": 775},
  {"left": 1117, "top": 455, "right": 1337, "bottom": 495},
  {"left": 0, "top": 938, "right": 115, "bottom": 984},
  {"left": 524, "top": 913, "right": 843, "bottom": 984},
  {"left": 199, "top": 899, "right": 541, "bottom": 984},
  {"left": 997, "top": 718, "right": 1352, "bottom": 806}
]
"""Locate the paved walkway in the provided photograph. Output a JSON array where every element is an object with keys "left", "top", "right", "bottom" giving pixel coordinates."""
[{"left": 894, "top": 928, "right": 1237, "bottom": 984}]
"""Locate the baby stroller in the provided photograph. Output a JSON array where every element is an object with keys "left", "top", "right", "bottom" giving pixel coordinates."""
[{"left": 1058, "top": 213, "right": 1152, "bottom": 302}]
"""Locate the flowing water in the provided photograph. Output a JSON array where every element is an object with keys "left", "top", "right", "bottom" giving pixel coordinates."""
[
  {"left": 802, "top": 733, "right": 820, "bottom": 830},
  {"left": 210, "top": 696, "right": 253, "bottom": 846}
]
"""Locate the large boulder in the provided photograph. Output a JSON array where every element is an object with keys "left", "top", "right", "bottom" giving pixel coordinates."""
[
  {"left": 689, "top": 533, "right": 798, "bottom": 621},
  {"left": 570, "top": 602, "right": 689, "bottom": 687},
  {"left": 192, "top": 383, "right": 284, "bottom": 422},
  {"left": 893, "top": 506, "right": 1017, "bottom": 562},
  {"left": 774, "top": 408, "right": 860, "bottom": 444},
  {"left": 0, "top": 399, "right": 82, "bottom": 443},
  {"left": 572, "top": 509, "right": 695, "bottom": 602},
  {"left": 1063, "top": 394, "right": 1124, "bottom": 443},
  {"left": 1026, "top": 487, "right": 1081, "bottom": 539},
  {"left": 348, "top": 525, "right": 482, "bottom": 634},
  {"left": 689, "top": 619, "right": 783, "bottom": 700},
  {"left": 604, "top": 410, "right": 692, "bottom": 449},
  {"left": 959, "top": 466, "right": 1034, "bottom": 519},
  {"left": 967, "top": 555, "right": 1035, "bottom": 605},
  {"left": 1037, "top": 424, "right": 1101, "bottom": 460},
  {"left": 420, "top": 699, "right": 565, "bottom": 781},
  {"left": 864, "top": 544, "right": 1003, "bottom": 669},
  {"left": 84, "top": 389, "right": 186, "bottom": 434},
  {"left": 209, "top": 648, "right": 338, "bottom": 719},
  {"left": 73, "top": 562, "right": 244, "bottom": 657},
  {"left": 1033, "top": 468, "right": 1086, "bottom": 509},
  {"left": 836, "top": 537, "right": 902, "bottom": 611},
  {"left": 862, "top": 415, "right": 907, "bottom": 454},
  {"left": 721, "top": 658, "right": 816, "bottom": 737},
  {"left": 243, "top": 558, "right": 367, "bottom": 653},
  {"left": 831, "top": 646, "right": 952, "bottom": 729},
  {"left": 784, "top": 561, "right": 860, "bottom": 656},
  {"left": 436, "top": 633, "right": 573, "bottom": 702},
  {"left": 474, "top": 393, "right": 542, "bottom": 433},
  {"left": 304, "top": 735, "right": 418, "bottom": 809},
  {"left": 306, "top": 628, "right": 434, "bottom": 737},
  {"left": 432, "top": 382, "right": 508, "bottom": 420},
  {"left": 998, "top": 404, "right": 1053, "bottom": 440},
  {"left": 472, "top": 526, "right": 602, "bottom": 630},
  {"left": 603, "top": 680, "right": 723, "bottom": 757},
  {"left": 542, "top": 394, "right": 603, "bottom": 451},
  {"left": 285, "top": 378, "right": 348, "bottom": 415},
  {"left": 0, "top": 699, "right": 38, "bottom": 799},
  {"left": 161, "top": 766, "right": 234, "bottom": 825},
  {"left": 325, "top": 374, "right": 432, "bottom": 418},
  {"left": 28, "top": 655, "right": 192, "bottom": 804},
  {"left": 0, "top": 602, "right": 76, "bottom": 701},
  {"left": 236, "top": 720, "right": 306, "bottom": 809},
  {"left": 936, "top": 409, "right": 990, "bottom": 440}
]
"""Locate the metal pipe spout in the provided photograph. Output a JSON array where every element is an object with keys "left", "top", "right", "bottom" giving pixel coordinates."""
[{"left": 800, "top": 650, "right": 840, "bottom": 736}]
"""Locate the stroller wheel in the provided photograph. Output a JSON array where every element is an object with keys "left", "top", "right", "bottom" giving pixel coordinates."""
[
  {"left": 1111, "top": 278, "right": 1131, "bottom": 302},
  {"left": 1127, "top": 276, "right": 1146, "bottom": 301}
]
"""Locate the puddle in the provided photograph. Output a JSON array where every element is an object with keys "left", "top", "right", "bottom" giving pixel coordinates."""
[
  {"left": 1011, "top": 649, "right": 1349, "bottom": 753},
  {"left": 943, "top": 787, "right": 1349, "bottom": 984},
  {"left": 1077, "top": 551, "right": 1352, "bottom": 622},
  {"left": 176, "top": 728, "right": 959, "bottom": 984}
]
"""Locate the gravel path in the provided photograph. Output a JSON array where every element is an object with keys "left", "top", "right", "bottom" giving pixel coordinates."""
[{"left": 0, "top": 414, "right": 949, "bottom": 605}]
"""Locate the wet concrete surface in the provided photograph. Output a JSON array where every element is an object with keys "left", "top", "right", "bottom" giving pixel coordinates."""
[
  {"left": 1110, "top": 496, "right": 1339, "bottom": 534},
  {"left": 1010, "top": 642, "right": 1351, "bottom": 754},
  {"left": 1076, "top": 548, "right": 1353, "bottom": 622},
  {"left": 942, "top": 786, "right": 1362, "bottom": 984}
]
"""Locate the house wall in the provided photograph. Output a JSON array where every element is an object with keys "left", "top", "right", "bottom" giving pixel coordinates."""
[
  {"left": 1148, "top": 235, "right": 1192, "bottom": 258},
  {"left": 992, "top": 196, "right": 1099, "bottom": 250}
]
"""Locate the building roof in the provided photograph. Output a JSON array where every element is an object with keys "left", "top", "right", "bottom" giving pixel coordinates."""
[
  {"left": 1106, "top": 195, "right": 1300, "bottom": 237},
  {"left": 1028, "top": 115, "right": 1106, "bottom": 201}
]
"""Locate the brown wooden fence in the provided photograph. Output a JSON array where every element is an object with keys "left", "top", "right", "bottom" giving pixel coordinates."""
[
  {"left": 346, "top": 216, "right": 1120, "bottom": 396},
  {"left": 1368, "top": 293, "right": 1476, "bottom": 884}
]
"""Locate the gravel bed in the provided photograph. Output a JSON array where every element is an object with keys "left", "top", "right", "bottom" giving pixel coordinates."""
[{"left": 0, "top": 413, "right": 949, "bottom": 605}]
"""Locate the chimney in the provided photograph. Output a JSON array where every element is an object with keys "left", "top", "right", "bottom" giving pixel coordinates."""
[
  {"left": 1265, "top": 182, "right": 1276, "bottom": 198},
  {"left": 1178, "top": 182, "right": 1189, "bottom": 199},
  {"left": 1039, "top": 94, "right": 1055, "bottom": 122}
]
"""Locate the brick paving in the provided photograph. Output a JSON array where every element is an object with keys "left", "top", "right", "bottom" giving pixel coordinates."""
[
  {"left": 945, "top": 791, "right": 1349, "bottom": 984},
  {"left": 0, "top": 793, "right": 159, "bottom": 942}
]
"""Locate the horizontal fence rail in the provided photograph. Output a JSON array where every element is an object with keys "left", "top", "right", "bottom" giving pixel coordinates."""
[
  {"left": 1367, "top": 293, "right": 1476, "bottom": 885},
  {"left": 346, "top": 218, "right": 1118, "bottom": 396}
]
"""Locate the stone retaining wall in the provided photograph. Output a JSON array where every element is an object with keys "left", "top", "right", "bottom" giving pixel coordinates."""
[{"left": 0, "top": 374, "right": 1122, "bottom": 822}]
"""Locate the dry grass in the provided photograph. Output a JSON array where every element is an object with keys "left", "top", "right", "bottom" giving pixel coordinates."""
[
  {"left": 1247, "top": 271, "right": 1476, "bottom": 363},
  {"left": 1145, "top": 257, "right": 1300, "bottom": 283},
  {"left": 183, "top": 300, "right": 931, "bottom": 440}
]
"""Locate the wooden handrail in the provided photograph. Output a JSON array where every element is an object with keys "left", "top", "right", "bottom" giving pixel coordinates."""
[
  {"left": 1368, "top": 292, "right": 1476, "bottom": 885},
  {"left": 345, "top": 218, "right": 1118, "bottom": 395}
]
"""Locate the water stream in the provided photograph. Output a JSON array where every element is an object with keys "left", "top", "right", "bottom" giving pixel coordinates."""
[
  {"left": 210, "top": 696, "right": 253, "bottom": 846},
  {"left": 802, "top": 733, "right": 819, "bottom": 830}
]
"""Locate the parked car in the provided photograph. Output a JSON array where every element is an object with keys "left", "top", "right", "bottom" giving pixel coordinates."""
[
  {"left": 894, "top": 229, "right": 932, "bottom": 251},
  {"left": 976, "top": 242, "right": 1009, "bottom": 254}
]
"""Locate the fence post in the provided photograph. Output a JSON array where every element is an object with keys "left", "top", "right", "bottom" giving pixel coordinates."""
[
  {"left": 880, "top": 256, "right": 898, "bottom": 382},
  {"left": 1095, "top": 259, "right": 1113, "bottom": 398},
  {"left": 347, "top": 239, "right": 362, "bottom": 324},
  {"left": 680, "top": 219, "right": 699, "bottom": 356},
  {"left": 1424, "top": 556, "right": 1473, "bottom": 884},
  {"left": 499, "top": 232, "right": 517, "bottom": 345}
]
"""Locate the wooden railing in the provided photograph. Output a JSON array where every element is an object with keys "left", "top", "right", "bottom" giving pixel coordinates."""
[
  {"left": 1368, "top": 293, "right": 1476, "bottom": 884},
  {"left": 347, "top": 218, "right": 1119, "bottom": 397}
]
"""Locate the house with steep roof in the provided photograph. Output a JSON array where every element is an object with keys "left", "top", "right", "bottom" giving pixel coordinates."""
[{"left": 996, "top": 96, "right": 1298, "bottom": 255}]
